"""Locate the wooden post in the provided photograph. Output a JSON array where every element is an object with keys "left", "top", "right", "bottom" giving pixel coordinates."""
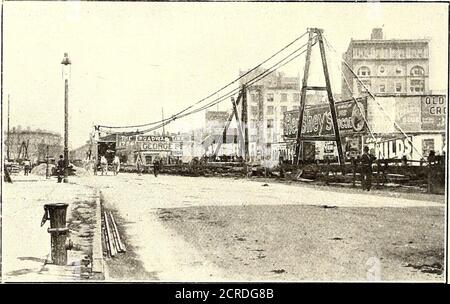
[
  {"left": 241, "top": 85, "right": 249, "bottom": 162},
  {"left": 7, "top": 94, "right": 10, "bottom": 161},
  {"left": 352, "top": 157, "right": 356, "bottom": 187},
  {"left": 294, "top": 29, "right": 314, "bottom": 164},
  {"left": 46, "top": 145, "right": 50, "bottom": 179},
  {"left": 232, "top": 96, "right": 245, "bottom": 157},
  {"left": 316, "top": 29, "right": 345, "bottom": 167},
  {"left": 214, "top": 92, "right": 242, "bottom": 156},
  {"left": 376, "top": 160, "right": 380, "bottom": 189},
  {"left": 427, "top": 159, "right": 432, "bottom": 193}
]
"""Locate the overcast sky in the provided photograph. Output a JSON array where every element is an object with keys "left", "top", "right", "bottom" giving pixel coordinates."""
[{"left": 2, "top": 2, "right": 448, "bottom": 148}]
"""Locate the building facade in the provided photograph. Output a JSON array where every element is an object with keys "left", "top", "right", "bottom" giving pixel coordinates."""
[
  {"left": 240, "top": 68, "right": 327, "bottom": 165},
  {"left": 4, "top": 127, "right": 63, "bottom": 163},
  {"left": 342, "top": 28, "right": 430, "bottom": 99}
]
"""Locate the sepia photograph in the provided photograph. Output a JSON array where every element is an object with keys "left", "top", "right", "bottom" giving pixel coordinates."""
[{"left": 0, "top": 0, "right": 448, "bottom": 287}]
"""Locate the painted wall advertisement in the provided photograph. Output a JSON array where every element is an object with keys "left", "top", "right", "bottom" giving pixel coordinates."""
[
  {"left": 421, "top": 95, "right": 446, "bottom": 130},
  {"left": 283, "top": 97, "right": 367, "bottom": 139}
]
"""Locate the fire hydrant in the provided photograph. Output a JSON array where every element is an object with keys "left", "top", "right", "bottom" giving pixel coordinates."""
[{"left": 40, "top": 203, "right": 73, "bottom": 265}]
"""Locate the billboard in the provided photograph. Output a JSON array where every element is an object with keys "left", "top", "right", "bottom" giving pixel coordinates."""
[
  {"left": 421, "top": 95, "right": 446, "bottom": 131},
  {"left": 283, "top": 97, "right": 367, "bottom": 139},
  {"left": 363, "top": 135, "right": 413, "bottom": 159}
]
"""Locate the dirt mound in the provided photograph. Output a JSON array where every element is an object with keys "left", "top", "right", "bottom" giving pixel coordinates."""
[
  {"left": 31, "top": 163, "right": 55, "bottom": 176},
  {"left": 72, "top": 165, "right": 91, "bottom": 176}
]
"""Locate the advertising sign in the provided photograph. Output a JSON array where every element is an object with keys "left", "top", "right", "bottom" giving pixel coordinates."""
[
  {"left": 364, "top": 135, "right": 413, "bottom": 159},
  {"left": 283, "top": 97, "right": 367, "bottom": 138},
  {"left": 205, "top": 111, "right": 229, "bottom": 123},
  {"left": 421, "top": 95, "right": 446, "bottom": 131},
  {"left": 118, "top": 135, "right": 173, "bottom": 148}
]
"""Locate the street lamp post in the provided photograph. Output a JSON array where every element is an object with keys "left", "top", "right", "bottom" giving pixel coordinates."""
[{"left": 61, "top": 53, "right": 71, "bottom": 183}]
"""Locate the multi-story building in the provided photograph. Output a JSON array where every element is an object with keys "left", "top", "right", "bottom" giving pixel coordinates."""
[
  {"left": 240, "top": 68, "right": 327, "bottom": 164},
  {"left": 4, "top": 126, "right": 63, "bottom": 163},
  {"left": 338, "top": 29, "right": 445, "bottom": 161},
  {"left": 342, "top": 28, "right": 430, "bottom": 99}
]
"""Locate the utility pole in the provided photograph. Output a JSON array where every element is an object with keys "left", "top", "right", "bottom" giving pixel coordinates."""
[
  {"left": 162, "top": 107, "right": 165, "bottom": 136},
  {"left": 46, "top": 145, "right": 49, "bottom": 179},
  {"left": 7, "top": 94, "right": 10, "bottom": 161},
  {"left": 241, "top": 85, "right": 249, "bottom": 161},
  {"left": 61, "top": 53, "right": 71, "bottom": 183}
]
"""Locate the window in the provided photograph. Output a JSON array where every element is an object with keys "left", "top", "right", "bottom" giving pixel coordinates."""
[
  {"left": 379, "top": 84, "right": 385, "bottom": 93},
  {"left": 410, "top": 66, "right": 425, "bottom": 76},
  {"left": 267, "top": 119, "right": 274, "bottom": 128},
  {"left": 396, "top": 67, "right": 403, "bottom": 75},
  {"left": 267, "top": 93, "right": 274, "bottom": 102},
  {"left": 251, "top": 135, "right": 258, "bottom": 142},
  {"left": 251, "top": 94, "right": 258, "bottom": 103},
  {"left": 379, "top": 66, "right": 385, "bottom": 74},
  {"left": 251, "top": 106, "right": 258, "bottom": 116},
  {"left": 293, "top": 105, "right": 300, "bottom": 111},
  {"left": 395, "top": 83, "right": 402, "bottom": 93},
  {"left": 250, "top": 119, "right": 258, "bottom": 128},
  {"left": 293, "top": 93, "right": 300, "bottom": 102},
  {"left": 359, "top": 80, "right": 371, "bottom": 93},
  {"left": 267, "top": 106, "right": 274, "bottom": 115},
  {"left": 410, "top": 79, "right": 424, "bottom": 92},
  {"left": 281, "top": 106, "right": 288, "bottom": 113},
  {"left": 357, "top": 66, "right": 371, "bottom": 76},
  {"left": 281, "top": 93, "right": 288, "bottom": 102}
]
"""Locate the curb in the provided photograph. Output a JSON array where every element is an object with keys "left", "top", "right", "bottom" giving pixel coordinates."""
[{"left": 91, "top": 189, "right": 105, "bottom": 279}]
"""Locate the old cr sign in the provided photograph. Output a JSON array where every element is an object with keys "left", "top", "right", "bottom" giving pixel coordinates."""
[{"left": 421, "top": 95, "right": 446, "bottom": 130}]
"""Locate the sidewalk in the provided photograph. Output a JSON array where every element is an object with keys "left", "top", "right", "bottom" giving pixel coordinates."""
[{"left": 2, "top": 174, "right": 103, "bottom": 282}]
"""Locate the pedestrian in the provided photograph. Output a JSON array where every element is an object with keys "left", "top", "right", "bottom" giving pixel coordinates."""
[
  {"left": 361, "top": 146, "right": 376, "bottom": 191},
  {"left": 23, "top": 159, "right": 31, "bottom": 176},
  {"left": 112, "top": 155, "right": 121, "bottom": 176},
  {"left": 100, "top": 155, "right": 108, "bottom": 176},
  {"left": 153, "top": 157, "right": 160, "bottom": 177},
  {"left": 57, "top": 155, "right": 64, "bottom": 183},
  {"left": 136, "top": 153, "right": 143, "bottom": 176}
]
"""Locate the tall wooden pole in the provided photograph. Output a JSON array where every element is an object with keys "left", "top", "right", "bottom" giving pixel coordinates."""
[
  {"left": 241, "top": 85, "right": 249, "bottom": 161},
  {"left": 316, "top": 30, "right": 344, "bottom": 166},
  {"left": 162, "top": 107, "right": 165, "bottom": 135},
  {"left": 294, "top": 29, "right": 314, "bottom": 164},
  {"left": 7, "top": 94, "right": 10, "bottom": 161}
]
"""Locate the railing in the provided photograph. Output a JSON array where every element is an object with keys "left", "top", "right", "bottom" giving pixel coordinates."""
[{"left": 115, "top": 156, "right": 445, "bottom": 194}]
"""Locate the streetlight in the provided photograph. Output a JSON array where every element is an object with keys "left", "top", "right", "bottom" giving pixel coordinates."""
[{"left": 61, "top": 53, "right": 71, "bottom": 183}]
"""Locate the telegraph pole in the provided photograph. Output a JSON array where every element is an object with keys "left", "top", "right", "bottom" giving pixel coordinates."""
[
  {"left": 7, "top": 94, "right": 10, "bottom": 161},
  {"left": 162, "top": 107, "right": 165, "bottom": 135},
  {"left": 61, "top": 53, "right": 71, "bottom": 183}
]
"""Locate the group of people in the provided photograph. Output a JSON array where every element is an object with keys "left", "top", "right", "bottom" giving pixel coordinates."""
[{"left": 94, "top": 155, "right": 121, "bottom": 176}]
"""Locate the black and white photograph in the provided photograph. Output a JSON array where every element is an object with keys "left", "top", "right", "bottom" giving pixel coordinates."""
[{"left": 0, "top": 0, "right": 448, "bottom": 288}]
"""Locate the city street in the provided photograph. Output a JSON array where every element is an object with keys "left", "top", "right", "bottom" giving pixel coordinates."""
[{"left": 75, "top": 173, "right": 444, "bottom": 282}]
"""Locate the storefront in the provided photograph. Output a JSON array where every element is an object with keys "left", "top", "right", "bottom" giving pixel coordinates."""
[{"left": 114, "top": 134, "right": 183, "bottom": 165}]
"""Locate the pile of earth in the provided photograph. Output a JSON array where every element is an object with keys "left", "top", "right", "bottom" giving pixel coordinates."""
[{"left": 31, "top": 163, "right": 55, "bottom": 175}]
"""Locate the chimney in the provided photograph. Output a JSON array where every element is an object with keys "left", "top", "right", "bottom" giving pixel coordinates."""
[{"left": 371, "top": 28, "right": 383, "bottom": 40}]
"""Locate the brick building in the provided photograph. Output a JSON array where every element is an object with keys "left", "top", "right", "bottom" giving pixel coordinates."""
[
  {"left": 4, "top": 126, "right": 63, "bottom": 163},
  {"left": 342, "top": 28, "right": 430, "bottom": 99},
  {"left": 240, "top": 68, "right": 327, "bottom": 164}
]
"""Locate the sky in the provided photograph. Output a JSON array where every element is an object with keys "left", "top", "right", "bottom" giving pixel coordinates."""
[{"left": 2, "top": 1, "right": 448, "bottom": 149}]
